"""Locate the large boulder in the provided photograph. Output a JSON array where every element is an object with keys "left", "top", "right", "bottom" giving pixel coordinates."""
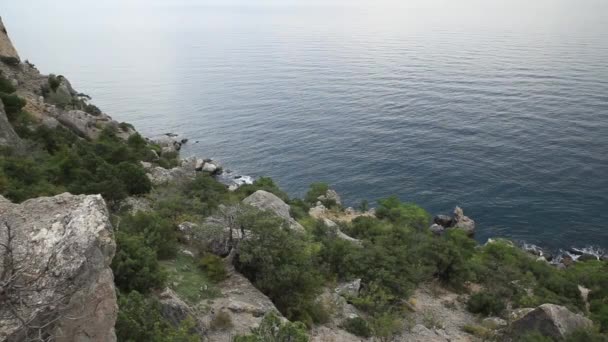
[
  {"left": 0, "top": 17, "right": 19, "bottom": 61},
  {"left": 200, "top": 269, "right": 284, "bottom": 341},
  {"left": 242, "top": 190, "right": 304, "bottom": 231},
  {"left": 511, "top": 304, "right": 593, "bottom": 340},
  {"left": 0, "top": 193, "right": 117, "bottom": 342}
]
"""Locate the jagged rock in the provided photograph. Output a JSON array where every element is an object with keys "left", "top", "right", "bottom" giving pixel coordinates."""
[
  {"left": 242, "top": 190, "right": 304, "bottom": 232},
  {"left": 0, "top": 17, "right": 19, "bottom": 60},
  {"left": 578, "top": 254, "right": 599, "bottom": 262},
  {"left": 434, "top": 215, "right": 453, "bottom": 227},
  {"left": 429, "top": 223, "right": 445, "bottom": 236},
  {"left": 0, "top": 100, "right": 22, "bottom": 150},
  {"left": 153, "top": 136, "right": 182, "bottom": 154},
  {"left": 158, "top": 288, "right": 203, "bottom": 334},
  {"left": 451, "top": 206, "right": 475, "bottom": 236},
  {"left": 321, "top": 189, "right": 342, "bottom": 206},
  {"left": 202, "top": 161, "right": 220, "bottom": 174},
  {"left": 508, "top": 308, "right": 535, "bottom": 321},
  {"left": 511, "top": 304, "right": 593, "bottom": 340},
  {"left": 335, "top": 279, "right": 361, "bottom": 298},
  {"left": 0, "top": 193, "right": 117, "bottom": 342}
]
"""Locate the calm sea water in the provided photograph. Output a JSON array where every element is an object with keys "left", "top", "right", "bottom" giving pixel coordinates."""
[{"left": 4, "top": 0, "right": 608, "bottom": 249}]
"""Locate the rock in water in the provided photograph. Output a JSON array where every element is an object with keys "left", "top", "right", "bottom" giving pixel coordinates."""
[
  {"left": 0, "top": 193, "right": 117, "bottom": 341},
  {"left": 511, "top": 304, "right": 593, "bottom": 340},
  {"left": 243, "top": 190, "right": 304, "bottom": 231},
  {"left": 433, "top": 214, "right": 453, "bottom": 227},
  {"left": 451, "top": 206, "right": 476, "bottom": 236}
]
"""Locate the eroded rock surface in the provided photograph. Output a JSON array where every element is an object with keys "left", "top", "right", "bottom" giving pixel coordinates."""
[
  {"left": 0, "top": 193, "right": 117, "bottom": 342},
  {"left": 0, "top": 17, "right": 19, "bottom": 60},
  {"left": 511, "top": 304, "right": 593, "bottom": 340}
]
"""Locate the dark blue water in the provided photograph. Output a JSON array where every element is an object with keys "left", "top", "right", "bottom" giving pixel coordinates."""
[{"left": 4, "top": 0, "right": 608, "bottom": 249}]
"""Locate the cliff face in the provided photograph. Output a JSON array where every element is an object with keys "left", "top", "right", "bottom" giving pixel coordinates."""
[
  {"left": 0, "top": 17, "right": 19, "bottom": 60},
  {"left": 0, "top": 193, "right": 118, "bottom": 342}
]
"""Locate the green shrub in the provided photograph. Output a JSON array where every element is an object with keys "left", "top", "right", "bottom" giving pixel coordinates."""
[
  {"left": 467, "top": 292, "right": 506, "bottom": 316},
  {"left": 120, "top": 212, "right": 177, "bottom": 259},
  {"left": 375, "top": 196, "right": 430, "bottom": 230},
  {"left": 112, "top": 232, "right": 166, "bottom": 293},
  {"left": 116, "top": 291, "right": 199, "bottom": 342},
  {"left": 48, "top": 74, "right": 61, "bottom": 92},
  {"left": 0, "top": 73, "right": 16, "bottom": 93},
  {"left": 84, "top": 103, "right": 102, "bottom": 116},
  {"left": 341, "top": 317, "right": 373, "bottom": 338},
  {"left": 0, "top": 93, "right": 26, "bottom": 120},
  {"left": 198, "top": 254, "right": 227, "bottom": 282},
  {"left": 0, "top": 56, "right": 20, "bottom": 66},
  {"left": 117, "top": 161, "right": 152, "bottom": 195},
  {"left": 304, "top": 182, "right": 329, "bottom": 205},
  {"left": 234, "top": 312, "right": 309, "bottom": 342},
  {"left": 236, "top": 209, "right": 323, "bottom": 323}
]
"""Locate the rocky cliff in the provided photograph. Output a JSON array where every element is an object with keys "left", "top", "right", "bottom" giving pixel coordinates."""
[
  {"left": 0, "top": 193, "right": 117, "bottom": 342},
  {"left": 0, "top": 17, "right": 19, "bottom": 61}
]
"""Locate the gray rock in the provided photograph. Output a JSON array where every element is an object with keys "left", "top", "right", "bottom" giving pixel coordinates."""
[
  {"left": 158, "top": 288, "right": 203, "bottom": 334},
  {"left": 511, "top": 304, "right": 593, "bottom": 340},
  {"left": 0, "top": 100, "right": 22, "bottom": 150},
  {"left": 202, "top": 161, "right": 219, "bottom": 174},
  {"left": 243, "top": 190, "right": 304, "bottom": 232},
  {"left": 178, "top": 222, "right": 199, "bottom": 244},
  {"left": 433, "top": 215, "right": 453, "bottom": 227},
  {"left": 324, "top": 189, "right": 342, "bottom": 206},
  {"left": 481, "top": 317, "right": 507, "bottom": 329},
  {"left": 429, "top": 223, "right": 445, "bottom": 236},
  {"left": 195, "top": 158, "right": 204, "bottom": 171},
  {"left": 451, "top": 206, "right": 475, "bottom": 236},
  {"left": 0, "top": 193, "right": 117, "bottom": 342},
  {"left": 335, "top": 279, "right": 361, "bottom": 298},
  {"left": 153, "top": 136, "right": 182, "bottom": 154}
]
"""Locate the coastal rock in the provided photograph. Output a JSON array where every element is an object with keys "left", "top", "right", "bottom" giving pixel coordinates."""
[
  {"left": 0, "top": 17, "right": 20, "bottom": 60},
  {"left": 0, "top": 193, "right": 117, "bottom": 342},
  {"left": 202, "top": 161, "right": 220, "bottom": 174},
  {"left": 195, "top": 158, "right": 204, "bottom": 171},
  {"left": 511, "top": 304, "right": 593, "bottom": 340},
  {"left": 451, "top": 206, "right": 475, "bottom": 236},
  {"left": 320, "top": 189, "right": 342, "bottom": 207},
  {"left": 153, "top": 135, "right": 182, "bottom": 154},
  {"left": 434, "top": 215, "right": 453, "bottom": 227},
  {"left": 242, "top": 190, "right": 304, "bottom": 232}
]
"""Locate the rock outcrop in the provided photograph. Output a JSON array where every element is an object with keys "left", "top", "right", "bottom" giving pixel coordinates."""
[
  {"left": 510, "top": 304, "right": 593, "bottom": 340},
  {"left": 0, "top": 17, "right": 19, "bottom": 60},
  {"left": 0, "top": 100, "right": 22, "bottom": 149},
  {"left": 0, "top": 193, "right": 117, "bottom": 342},
  {"left": 242, "top": 190, "right": 304, "bottom": 231},
  {"left": 200, "top": 268, "right": 284, "bottom": 341},
  {"left": 430, "top": 206, "right": 476, "bottom": 236}
]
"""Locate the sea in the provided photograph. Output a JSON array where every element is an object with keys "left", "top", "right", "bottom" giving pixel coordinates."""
[{"left": 4, "top": 0, "right": 608, "bottom": 251}]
